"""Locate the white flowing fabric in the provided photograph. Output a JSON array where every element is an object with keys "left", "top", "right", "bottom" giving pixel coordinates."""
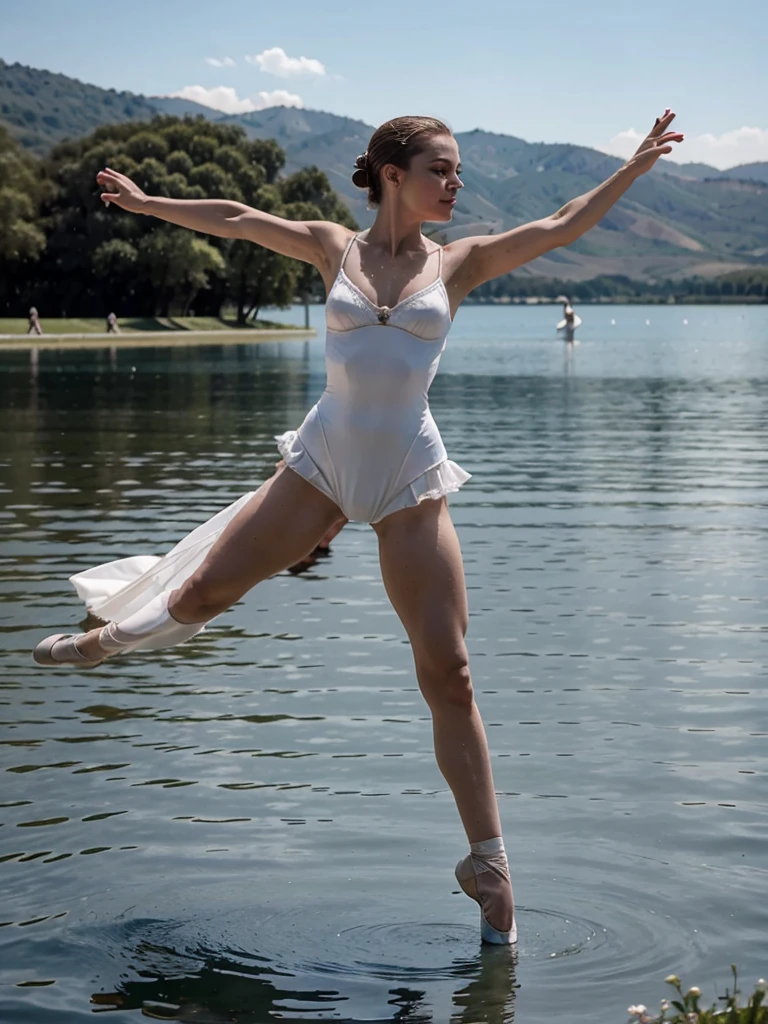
[{"left": 69, "top": 488, "right": 261, "bottom": 627}]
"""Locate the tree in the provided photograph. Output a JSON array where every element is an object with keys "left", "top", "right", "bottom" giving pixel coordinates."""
[
  {"left": 226, "top": 185, "right": 297, "bottom": 324},
  {"left": 280, "top": 165, "right": 357, "bottom": 226},
  {"left": 0, "top": 125, "right": 48, "bottom": 311},
  {"left": 138, "top": 228, "right": 225, "bottom": 316},
  {"left": 1, "top": 115, "right": 357, "bottom": 318},
  {"left": 280, "top": 168, "right": 358, "bottom": 321},
  {"left": 0, "top": 187, "right": 45, "bottom": 261},
  {"left": 91, "top": 238, "right": 140, "bottom": 312},
  {"left": 223, "top": 165, "right": 360, "bottom": 324},
  {"left": 37, "top": 116, "right": 277, "bottom": 316},
  {"left": 282, "top": 199, "right": 325, "bottom": 325},
  {"left": 245, "top": 139, "right": 285, "bottom": 184}
]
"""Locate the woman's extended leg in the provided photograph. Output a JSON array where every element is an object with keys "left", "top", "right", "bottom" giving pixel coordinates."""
[
  {"left": 62, "top": 468, "right": 345, "bottom": 663},
  {"left": 373, "top": 498, "right": 515, "bottom": 941}
]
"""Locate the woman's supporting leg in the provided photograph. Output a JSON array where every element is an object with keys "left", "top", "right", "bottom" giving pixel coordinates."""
[
  {"left": 72, "top": 468, "right": 345, "bottom": 662},
  {"left": 373, "top": 497, "right": 514, "bottom": 938},
  {"left": 373, "top": 497, "right": 500, "bottom": 842}
]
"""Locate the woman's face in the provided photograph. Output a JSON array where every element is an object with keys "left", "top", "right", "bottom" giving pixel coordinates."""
[{"left": 386, "top": 133, "right": 464, "bottom": 222}]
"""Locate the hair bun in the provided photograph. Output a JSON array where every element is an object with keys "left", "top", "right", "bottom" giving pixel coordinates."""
[
  {"left": 352, "top": 152, "right": 369, "bottom": 190},
  {"left": 352, "top": 167, "right": 369, "bottom": 189}
]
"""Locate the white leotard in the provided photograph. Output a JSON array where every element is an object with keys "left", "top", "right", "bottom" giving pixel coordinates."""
[{"left": 277, "top": 234, "right": 470, "bottom": 522}]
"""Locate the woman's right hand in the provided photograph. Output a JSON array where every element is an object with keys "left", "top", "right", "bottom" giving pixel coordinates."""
[{"left": 96, "top": 167, "right": 148, "bottom": 213}]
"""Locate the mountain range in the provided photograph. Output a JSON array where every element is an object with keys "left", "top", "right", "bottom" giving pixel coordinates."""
[{"left": 2, "top": 58, "right": 767, "bottom": 282}]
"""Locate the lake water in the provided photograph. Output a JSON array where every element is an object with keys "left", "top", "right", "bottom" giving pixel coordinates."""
[{"left": 1, "top": 304, "right": 767, "bottom": 1023}]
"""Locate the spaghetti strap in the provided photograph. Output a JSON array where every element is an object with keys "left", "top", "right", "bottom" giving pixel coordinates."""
[
  {"left": 339, "top": 233, "right": 360, "bottom": 273},
  {"left": 435, "top": 244, "right": 444, "bottom": 281}
]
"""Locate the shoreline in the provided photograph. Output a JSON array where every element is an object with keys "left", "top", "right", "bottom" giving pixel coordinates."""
[
  {"left": 0, "top": 328, "right": 316, "bottom": 351},
  {"left": 465, "top": 296, "right": 768, "bottom": 307}
]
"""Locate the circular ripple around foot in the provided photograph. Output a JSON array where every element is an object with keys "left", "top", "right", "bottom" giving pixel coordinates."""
[
  {"left": 511, "top": 907, "right": 601, "bottom": 960},
  {"left": 295, "top": 920, "right": 487, "bottom": 980},
  {"left": 226, "top": 903, "right": 598, "bottom": 981},
  {"left": 513, "top": 876, "right": 706, "bottom": 992}
]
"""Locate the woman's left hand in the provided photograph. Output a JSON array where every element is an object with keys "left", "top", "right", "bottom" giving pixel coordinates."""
[{"left": 626, "top": 109, "right": 684, "bottom": 177}]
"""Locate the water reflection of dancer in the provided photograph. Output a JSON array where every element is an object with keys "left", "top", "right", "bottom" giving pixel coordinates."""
[
  {"left": 91, "top": 942, "right": 518, "bottom": 1022},
  {"left": 34, "top": 110, "right": 683, "bottom": 945},
  {"left": 287, "top": 516, "right": 346, "bottom": 573}
]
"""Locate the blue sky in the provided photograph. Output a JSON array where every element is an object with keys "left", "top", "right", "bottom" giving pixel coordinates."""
[{"left": 2, "top": 0, "right": 765, "bottom": 168}]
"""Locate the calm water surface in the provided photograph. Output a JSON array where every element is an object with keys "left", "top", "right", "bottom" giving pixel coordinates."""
[{"left": 1, "top": 305, "right": 767, "bottom": 1023}]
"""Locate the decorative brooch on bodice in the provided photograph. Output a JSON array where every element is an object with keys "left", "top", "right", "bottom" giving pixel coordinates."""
[{"left": 377, "top": 306, "right": 391, "bottom": 325}]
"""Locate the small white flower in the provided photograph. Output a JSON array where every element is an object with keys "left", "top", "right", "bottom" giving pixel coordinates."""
[
  {"left": 627, "top": 1006, "right": 648, "bottom": 1018},
  {"left": 660, "top": 999, "right": 670, "bottom": 1011},
  {"left": 757, "top": 979, "right": 767, "bottom": 992},
  {"left": 686, "top": 987, "right": 701, "bottom": 998},
  {"left": 665, "top": 975, "right": 681, "bottom": 987}
]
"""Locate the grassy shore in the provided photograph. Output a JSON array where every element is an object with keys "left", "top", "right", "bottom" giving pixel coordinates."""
[
  {"left": 0, "top": 315, "right": 303, "bottom": 336},
  {"left": 0, "top": 315, "right": 314, "bottom": 350}
]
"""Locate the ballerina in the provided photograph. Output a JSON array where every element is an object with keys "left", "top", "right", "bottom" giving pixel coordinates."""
[{"left": 33, "top": 109, "right": 684, "bottom": 944}]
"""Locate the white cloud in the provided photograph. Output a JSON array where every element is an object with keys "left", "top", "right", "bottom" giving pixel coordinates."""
[
  {"left": 166, "top": 85, "right": 303, "bottom": 114},
  {"left": 205, "top": 56, "right": 236, "bottom": 68},
  {"left": 684, "top": 127, "right": 768, "bottom": 169},
  {"left": 602, "top": 125, "right": 768, "bottom": 171},
  {"left": 253, "top": 89, "right": 304, "bottom": 109},
  {"left": 245, "top": 46, "right": 325, "bottom": 78},
  {"left": 602, "top": 128, "right": 645, "bottom": 161},
  {"left": 168, "top": 86, "right": 256, "bottom": 114}
]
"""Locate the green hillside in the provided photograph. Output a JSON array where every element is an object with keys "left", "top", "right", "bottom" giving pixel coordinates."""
[
  {"left": 0, "top": 59, "right": 157, "bottom": 153},
  {"left": 719, "top": 162, "right": 768, "bottom": 183}
]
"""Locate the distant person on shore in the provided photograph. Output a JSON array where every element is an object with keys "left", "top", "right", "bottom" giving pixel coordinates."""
[
  {"left": 34, "top": 109, "right": 684, "bottom": 947},
  {"left": 556, "top": 297, "right": 581, "bottom": 344},
  {"left": 106, "top": 312, "right": 120, "bottom": 334},
  {"left": 27, "top": 307, "right": 42, "bottom": 336}
]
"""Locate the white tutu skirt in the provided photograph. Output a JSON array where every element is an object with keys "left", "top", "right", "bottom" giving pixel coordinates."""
[
  {"left": 69, "top": 488, "right": 262, "bottom": 625},
  {"left": 276, "top": 430, "right": 471, "bottom": 525}
]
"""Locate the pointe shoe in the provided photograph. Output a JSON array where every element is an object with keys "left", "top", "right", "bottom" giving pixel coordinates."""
[
  {"left": 33, "top": 633, "right": 104, "bottom": 669},
  {"left": 33, "top": 623, "right": 148, "bottom": 668},
  {"left": 455, "top": 852, "right": 518, "bottom": 945}
]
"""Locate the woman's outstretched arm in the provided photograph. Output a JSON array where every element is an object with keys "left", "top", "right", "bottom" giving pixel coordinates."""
[
  {"left": 448, "top": 109, "right": 684, "bottom": 293},
  {"left": 95, "top": 168, "right": 348, "bottom": 273}
]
